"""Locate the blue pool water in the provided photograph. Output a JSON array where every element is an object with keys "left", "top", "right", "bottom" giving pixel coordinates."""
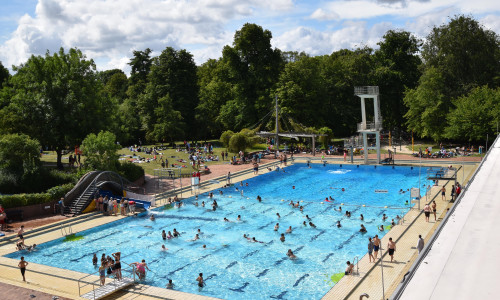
[{"left": 6, "top": 164, "right": 428, "bottom": 299}]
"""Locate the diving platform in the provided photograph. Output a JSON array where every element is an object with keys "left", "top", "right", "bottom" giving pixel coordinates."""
[{"left": 80, "top": 277, "right": 135, "bottom": 300}]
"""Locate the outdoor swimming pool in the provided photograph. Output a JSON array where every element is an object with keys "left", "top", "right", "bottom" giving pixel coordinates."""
[{"left": 6, "top": 163, "right": 429, "bottom": 299}]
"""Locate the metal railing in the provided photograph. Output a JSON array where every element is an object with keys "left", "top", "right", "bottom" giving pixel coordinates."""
[
  {"left": 60, "top": 224, "right": 73, "bottom": 236},
  {"left": 78, "top": 261, "right": 136, "bottom": 299},
  {"left": 354, "top": 86, "right": 379, "bottom": 95},
  {"left": 357, "top": 121, "right": 383, "bottom": 131}
]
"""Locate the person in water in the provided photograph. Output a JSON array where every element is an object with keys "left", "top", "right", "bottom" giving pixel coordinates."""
[
  {"left": 280, "top": 233, "right": 285, "bottom": 242},
  {"left": 337, "top": 221, "right": 342, "bottom": 228},
  {"left": 274, "top": 223, "right": 279, "bottom": 231},
  {"left": 286, "top": 226, "right": 293, "bottom": 234},
  {"left": 287, "top": 249, "right": 297, "bottom": 259},
  {"left": 360, "top": 224, "right": 367, "bottom": 233},
  {"left": 309, "top": 222, "right": 317, "bottom": 228}
]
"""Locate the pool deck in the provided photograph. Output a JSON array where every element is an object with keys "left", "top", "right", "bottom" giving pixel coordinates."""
[{"left": 0, "top": 158, "right": 479, "bottom": 300}]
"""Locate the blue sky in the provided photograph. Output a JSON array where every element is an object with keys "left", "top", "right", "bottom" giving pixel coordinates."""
[{"left": 0, "top": 0, "right": 499, "bottom": 74}]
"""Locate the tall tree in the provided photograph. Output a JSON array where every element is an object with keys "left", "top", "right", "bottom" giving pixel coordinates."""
[
  {"left": 140, "top": 47, "right": 198, "bottom": 141},
  {"left": 445, "top": 86, "right": 500, "bottom": 142},
  {"left": 4, "top": 48, "right": 110, "bottom": 168},
  {"left": 217, "top": 23, "right": 284, "bottom": 130},
  {"left": 375, "top": 30, "right": 421, "bottom": 132},
  {"left": 422, "top": 16, "right": 500, "bottom": 98},
  {"left": 0, "top": 61, "right": 9, "bottom": 86}
]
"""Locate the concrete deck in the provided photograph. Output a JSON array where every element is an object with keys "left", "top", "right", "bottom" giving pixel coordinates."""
[{"left": 396, "top": 138, "right": 500, "bottom": 299}]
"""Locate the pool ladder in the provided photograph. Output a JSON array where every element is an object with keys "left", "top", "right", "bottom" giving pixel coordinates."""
[
  {"left": 353, "top": 256, "right": 360, "bottom": 275},
  {"left": 60, "top": 224, "right": 73, "bottom": 236}
]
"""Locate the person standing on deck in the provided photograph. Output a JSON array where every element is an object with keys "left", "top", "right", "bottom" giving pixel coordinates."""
[
  {"left": 373, "top": 235, "right": 381, "bottom": 260},
  {"left": 18, "top": 256, "right": 28, "bottom": 282},
  {"left": 387, "top": 238, "right": 396, "bottom": 262},
  {"left": 417, "top": 235, "right": 424, "bottom": 254}
]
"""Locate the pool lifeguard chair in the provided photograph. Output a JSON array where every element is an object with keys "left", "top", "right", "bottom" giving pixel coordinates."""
[{"left": 354, "top": 86, "right": 382, "bottom": 164}]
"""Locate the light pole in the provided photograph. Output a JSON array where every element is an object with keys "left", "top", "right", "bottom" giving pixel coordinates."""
[{"left": 380, "top": 253, "right": 385, "bottom": 300}]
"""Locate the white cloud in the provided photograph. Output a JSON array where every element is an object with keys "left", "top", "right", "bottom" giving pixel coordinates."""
[{"left": 0, "top": 0, "right": 295, "bottom": 71}]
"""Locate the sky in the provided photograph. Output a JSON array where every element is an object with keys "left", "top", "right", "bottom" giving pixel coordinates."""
[{"left": 0, "top": 0, "right": 499, "bottom": 74}]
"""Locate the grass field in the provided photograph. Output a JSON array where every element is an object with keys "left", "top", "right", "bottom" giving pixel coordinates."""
[{"left": 39, "top": 143, "right": 271, "bottom": 176}]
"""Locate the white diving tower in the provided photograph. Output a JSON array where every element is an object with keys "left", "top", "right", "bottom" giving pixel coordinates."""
[{"left": 355, "top": 86, "right": 382, "bottom": 164}]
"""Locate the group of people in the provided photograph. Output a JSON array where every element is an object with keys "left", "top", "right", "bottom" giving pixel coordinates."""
[
  {"left": 94, "top": 196, "right": 136, "bottom": 216},
  {"left": 95, "top": 252, "right": 123, "bottom": 285}
]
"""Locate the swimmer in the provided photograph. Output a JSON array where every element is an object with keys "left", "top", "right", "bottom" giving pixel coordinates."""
[
  {"left": 162, "top": 230, "right": 167, "bottom": 240},
  {"left": 329, "top": 196, "right": 334, "bottom": 201},
  {"left": 93, "top": 253, "right": 98, "bottom": 265},
  {"left": 201, "top": 201, "right": 205, "bottom": 207},
  {"left": 243, "top": 234, "right": 252, "bottom": 241},
  {"left": 286, "top": 226, "right": 292, "bottom": 234},
  {"left": 252, "top": 237, "right": 264, "bottom": 243},
  {"left": 360, "top": 224, "right": 367, "bottom": 233},
  {"left": 276, "top": 213, "right": 281, "bottom": 219},
  {"left": 237, "top": 215, "right": 241, "bottom": 221},
  {"left": 294, "top": 202, "right": 299, "bottom": 208},
  {"left": 303, "top": 221, "right": 307, "bottom": 226},
  {"left": 289, "top": 200, "right": 294, "bottom": 206},
  {"left": 309, "top": 222, "right": 317, "bottom": 228},
  {"left": 336, "top": 206, "right": 342, "bottom": 212},
  {"left": 213, "top": 200, "right": 218, "bottom": 208},
  {"left": 336, "top": 221, "right": 342, "bottom": 228},
  {"left": 257, "top": 195, "right": 262, "bottom": 202},
  {"left": 240, "top": 181, "right": 243, "bottom": 187},
  {"left": 246, "top": 182, "right": 249, "bottom": 186},
  {"left": 161, "top": 245, "right": 168, "bottom": 251},
  {"left": 360, "top": 214, "right": 364, "bottom": 221},
  {"left": 202, "top": 244, "right": 207, "bottom": 249},
  {"left": 197, "top": 228, "right": 203, "bottom": 235},
  {"left": 196, "top": 273, "right": 204, "bottom": 289},
  {"left": 300, "top": 206, "right": 304, "bottom": 212},
  {"left": 150, "top": 214, "right": 155, "bottom": 221},
  {"left": 173, "top": 229, "right": 180, "bottom": 237},
  {"left": 192, "top": 234, "right": 200, "bottom": 241},
  {"left": 167, "top": 231, "right": 173, "bottom": 239},
  {"left": 26, "top": 244, "right": 37, "bottom": 252},
  {"left": 223, "top": 217, "right": 230, "bottom": 222},
  {"left": 280, "top": 233, "right": 285, "bottom": 242},
  {"left": 391, "top": 219, "right": 396, "bottom": 226},
  {"left": 287, "top": 249, "right": 297, "bottom": 259},
  {"left": 306, "top": 215, "right": 311, "bottom": 220},
  {"left": 382, "top": 214, "right": 388, "bottom": 221},
  {"left": 379, "top": 225, "right": 384, "bottom": 231},
  {"left": 219, "top": 190, "right": 223, "bottom": 195},
  {"left": 166, "top": 279, "right": 174, "bottom": 289},
  {"left": 274, "top": 223, "right": 279, "bottom": 231},
  {"left": 194, "top": 202, "right": 198, "bottom": 207}
]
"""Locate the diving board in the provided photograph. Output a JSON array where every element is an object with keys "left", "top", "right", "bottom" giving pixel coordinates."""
[{"left": 80, "top": 277, "right": 134, "bottom": 300}]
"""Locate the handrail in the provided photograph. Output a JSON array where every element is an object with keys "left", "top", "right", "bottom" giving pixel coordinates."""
[
  {"left": 353, "top": 256, "right": 360, "bottom": 275},
  {"left": 78, "top": 260, "right": 136, "bottom": 299}
]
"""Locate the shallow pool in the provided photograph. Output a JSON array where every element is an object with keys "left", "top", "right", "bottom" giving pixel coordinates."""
[{"left": 6, "top": 164, "right": 428, "bottom": 299}]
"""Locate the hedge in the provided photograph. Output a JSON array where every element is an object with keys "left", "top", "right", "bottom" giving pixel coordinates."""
[{"left": 0, "top": 183, "right": 74, "bottom": 209}]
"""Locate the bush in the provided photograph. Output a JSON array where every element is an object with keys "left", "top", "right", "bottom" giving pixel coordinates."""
[
  {"left": 47, "top": 183, "right": 75, "bottom": 199},
  {"left": 0, "top": 193, "right": 51, "bottom": 209},
  {"left": 0, "top": 167, "right": 77, "bottom": 194},
  {"left": 117, "top": 162, "right": 145, "bottom": 182},
  {"left": 220, "top": 130, "right": 235, "bottom": 148},
  {"left": 229, "top": 133, "right": 248, "bottom": 153}
]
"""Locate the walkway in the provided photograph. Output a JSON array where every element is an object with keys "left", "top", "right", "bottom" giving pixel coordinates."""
[{"left": 396, "top": 136, "right": 500, "bottom": 299}]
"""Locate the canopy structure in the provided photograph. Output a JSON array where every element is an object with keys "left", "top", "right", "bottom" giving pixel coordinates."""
[{"left": 255, "top": 131, "right": 326, "bottom": 156}]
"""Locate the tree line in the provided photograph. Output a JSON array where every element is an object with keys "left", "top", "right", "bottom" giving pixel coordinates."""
[{"left": 0, "top": 15, "right": 499, "bottom": 169}]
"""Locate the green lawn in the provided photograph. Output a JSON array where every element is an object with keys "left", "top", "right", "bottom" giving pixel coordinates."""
[{"left": 40, "top": 143, "right": 271, "bottom": 176}]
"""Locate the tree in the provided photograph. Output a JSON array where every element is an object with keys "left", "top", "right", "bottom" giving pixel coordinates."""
[
  {"left": 318, "top": 127, "right": 334, "bottom": 149},
  {"left": 445, "top": 86, "right": 500, "bottom": 142},
  {"left": 151, "top": 95, "right": 184, "bottom": 142},
  {"left": 0, "top": 133, "right": 41, "bottom": 180},
  {"left": 421, "top": 15, "right": 500, "bottom": 99},
  {"left": 375, "top": 30, "right": 421, "bottom": 131},
  {"left": 81, "top": 131, "right": 120, "bottom": 171},
  {"left": 139, "top": 47, "right": 198, "bottom": 141},
  {"left": 220, "top": 130, "right": 235, "bottom": 148},
  {"left": 4, "top": 48, "right": 110, "bottom": 168},
  {"left": 228, "top": 133, "right": 248, "bottom": 153},
  {"left": 404, "top": 67, "right": 447, "bottom": 141},
  {"left": 0, "top": 61, "right": 9, "bottom": 86}
]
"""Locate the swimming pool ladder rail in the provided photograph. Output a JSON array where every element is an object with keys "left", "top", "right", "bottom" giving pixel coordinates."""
[
  {"left": 353, "top": 256, "right": 360, "bottom": 275},
  {"left": 60, "top": 224, "right": 73, "bottom": 236}
]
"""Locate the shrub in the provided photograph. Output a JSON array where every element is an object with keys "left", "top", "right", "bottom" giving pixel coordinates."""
[
  {"left": 117, "top": 162, "right": 145, "bottom": 182},
  {"left": 228, "top": 133, "right": 248, "bottom": 153},
  {"left": 47, "top": 183, "right": 75, "bottom": 199},
  {"left": 220, "top": 130, "right": 235, "bottom": 148}
]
